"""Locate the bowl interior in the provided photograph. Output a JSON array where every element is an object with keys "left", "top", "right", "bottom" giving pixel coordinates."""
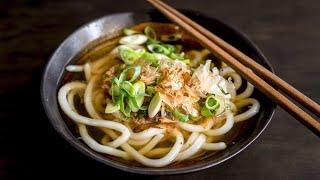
[{"left": 41, "top": 9, "right": 275, "bottom": 175}]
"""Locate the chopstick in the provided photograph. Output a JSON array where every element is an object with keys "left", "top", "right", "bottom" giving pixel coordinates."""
[
  {"left": 149, "top": 0, "right": 320, "bottom": 117},
  {"left": 147, "top": 0, "right": 320, "bottom": 136}
]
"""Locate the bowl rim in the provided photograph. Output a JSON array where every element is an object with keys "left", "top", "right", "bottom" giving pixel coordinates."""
[{"left": 41, "top": 9, "right": 276, "bottom": 175}]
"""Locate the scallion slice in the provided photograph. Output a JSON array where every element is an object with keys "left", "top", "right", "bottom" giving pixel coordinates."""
[
  {"left": 123, "top": 28, "right": 139, "bottom": 36},
  {"left": 148, "top": 92, "right": 162, "bottom": 118},
  {"left": 118, "top": 47, "right": 142, "bottom": 65},
  {"left": 119, "top": 93, "right": 131, "bottom": 117},
  {"left": 147, "top": 44, "right": 171, "bottom": 55},
  {"left": 201, "top": 106, "right": 213, "bottom": 117},
  {"left": 144, "top": 26, "right": 157, "bottom": 40},
  {"left": 119, "top": 66, "right": 141, "bottom": 82},
  {"left": 140, "top": 52, "right": 160, "bottom": 66},
  {"left": 105, "top": 101, "right": 120, "bottom": 113},
  {"left": 205, "top": 95, "right": 220, "bottom": 110},
  {"left": 173, "top": 110, "right": 189, "bottom": 122},
  {"left": 119, "top": 34, "right": 148, "bottom": 45}
]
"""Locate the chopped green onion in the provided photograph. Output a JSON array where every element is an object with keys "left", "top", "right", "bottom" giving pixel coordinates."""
[
  {"left": 201, "top": 106, "right": 213, "bottom": 117},
  {"left": 119, "top": 34, "right": 148, "bottom": 45},
  {"left": 120, "top": 81, "right": 136, "bottom": 97},
  {"left": 173, "top": 110, "right": 189, "bottom": 122},
  {"left": 162, "top": 44, "right": 176, "bottom": 53},
  {"left": 146, "top": 86, "right": 156, "bottom": 95},
  {"left": 148, "top": 92, "right": 162, "bottom": 118},
  {"left": 144, "top": 26, "right": 156, "bottom": 40},
  {"left": 160, "top": 33, "right": 182, "bottom": 42},
  {"left": 169, "top": 52, "right": 185, "bottom": 60},
  {"left": 112, "top": 77, "right": 121, "bottom": 86},
  {"left": 131, "top": 81, "right": 146, "bottom": 112},
  {"left": 119, "top": 93, "right": 131, "bottom": 117},
  {"left": 123, "top": 28, "right": 139, "bottom": 36},
  {"left": 110, "top": 82, "right": 121, "bottom": 103},
  {"left": 140, "top": 52, "right": 160, "bottom": 66},
  {"left": 105, "top": 101, "right": 120, "bottom": 113},
  {"left": 128, "top": 97, "right": 140, "bottom": 110},
  {"left": 119, "top": 66, "right": 141, "bottom": 82},
  {"left": 147, "top": 44, "right": 171, "bottom": 55},
  {"left": 205, "top": 95, "right": 220, "bottom": 110},
  {"left": 118, "top": 47, "right": 142, "bottom": 65},
  {"left": 169, "top": 53, "right": 190, "bottom": 64}
]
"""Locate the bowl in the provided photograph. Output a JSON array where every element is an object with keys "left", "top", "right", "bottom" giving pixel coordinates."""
[{"left": 41, "top": 9, "right": 276, "bottom": 175}]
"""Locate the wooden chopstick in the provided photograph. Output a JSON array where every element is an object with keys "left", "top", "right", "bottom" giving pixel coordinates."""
[
  {"left": 147, "top": 0, "right": 320, "bottom": 136},
  {"left": 150, "top": 0, "right": 320, "bottom": 117}
]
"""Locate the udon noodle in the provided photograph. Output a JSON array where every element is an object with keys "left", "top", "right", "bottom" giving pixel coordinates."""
[{"left": 58, "top": 22, "right": 260, "bottom": 167}]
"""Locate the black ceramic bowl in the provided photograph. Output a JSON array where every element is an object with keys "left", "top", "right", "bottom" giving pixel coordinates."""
[{"left": 41, "top": 10, "right": 276, "bottom": 175}]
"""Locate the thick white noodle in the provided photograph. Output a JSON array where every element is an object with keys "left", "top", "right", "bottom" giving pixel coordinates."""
[
  {"left": 205, "top": 110, "right": 234, "bottom": 136},
  {"left": 175, "top": 134, "right": 206, "bottom": 161},
  {"left": 83, "top": 76, "right": 130, "bottom": 147},
  {"left": 220, "top": 67, "right": 242, "bottom": 90},
  {"left": 202, "top": 142, "right": 227, "bottom": 150},
  {"left": 234, "top": 98, "right": 260, "bottom": 123},
  {"left": 220, "top": 66, "right": 234, "bottom": 75},
  {"left": 235, "top": 82, "right": 254, "bottom": 100},
  {"left": 130, "top": 127, "right": 166, "bottom": 141},
  {"left": 67, "top": 90, "right": 81, "bottom": 112},
  {"left": 138, "top": 134, "right": 164, "bottom": 155},
  {"left": 65, "top": 86, "right": 130, "bottom": 159},
  {"left": 84, "top": 63, "right": 91, "bottom": 82},
  {"left": 66, "top": 65, "right": 84, "bottom": 72},
  {"left": 84, "top": 76, "right": 102, "bottom": 119},
  {"left": 78, "top": 124, "right": 130, "bottom": 159},
  {"left": 181, "top": 132, "right": 199, "bottom": 151},
  {"left": 58, "top": 82, "right": 130, "bottom": 148},
  {"left": 178, "top": 119, "right": 214, "bottom": 132},
  {"left": 121, "top": 130, "right": 184, "bottom": 167},
  {"left": 229, "top": 101, "right": 238, "bottom": 113}
]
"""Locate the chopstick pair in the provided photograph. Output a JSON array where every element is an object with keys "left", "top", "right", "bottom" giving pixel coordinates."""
[{"left": 147, "top": 0, "right": 320, "bottom": 136}]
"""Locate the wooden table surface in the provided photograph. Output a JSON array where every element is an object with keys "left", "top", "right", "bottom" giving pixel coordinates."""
[{"left": 0, "top": 0, "right": 319, "bottom": 179}]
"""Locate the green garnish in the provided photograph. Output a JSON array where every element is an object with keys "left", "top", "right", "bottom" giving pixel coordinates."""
[
  {"left": 106, "top": 66, "right": 147, "bottom": 117},
  {"left": 205, "top": 95, "right": 220, "bottom": 110},
  {"left": 146, "top": 86, "right": 156, "bottom": 95},
  {"left": 123, "top": 28, "right": 139, "bottom": 36},
  {"left": 120, "top": 81, "right": 136, "bottom": 97},
  {"left": 148, "top": 92, "right": 162, "bottom": 118},
  {"left": 119, "top": 93, "right": 131, "bottom": 117},
  {"left": 118, "top": 47, "right": 143, "bottom": 65},
  {"left": 201, "top": 106, "right": 213, "bottom": 117},
  {"left": 105, "top": 101, "right": 120, "bottom": 113},
  {"left": 119, "top": 66, "right": 142, "bottom": 82},
  {"left": 144, "top": 26, "right": 157, "bottom": 40},
  {"left": 147, "top": 44, "right": 171, "bottom": 55},
  {"left": 173, "top": 110, "right": 189, "bottom": 122},
  {"left": 140, "top": 52, "right": 160, "bottom": 66}
]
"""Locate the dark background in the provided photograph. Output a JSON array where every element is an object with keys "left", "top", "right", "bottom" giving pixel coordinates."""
[{"left": 0, "top": 0, "right": 319, "bottom": 179}]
